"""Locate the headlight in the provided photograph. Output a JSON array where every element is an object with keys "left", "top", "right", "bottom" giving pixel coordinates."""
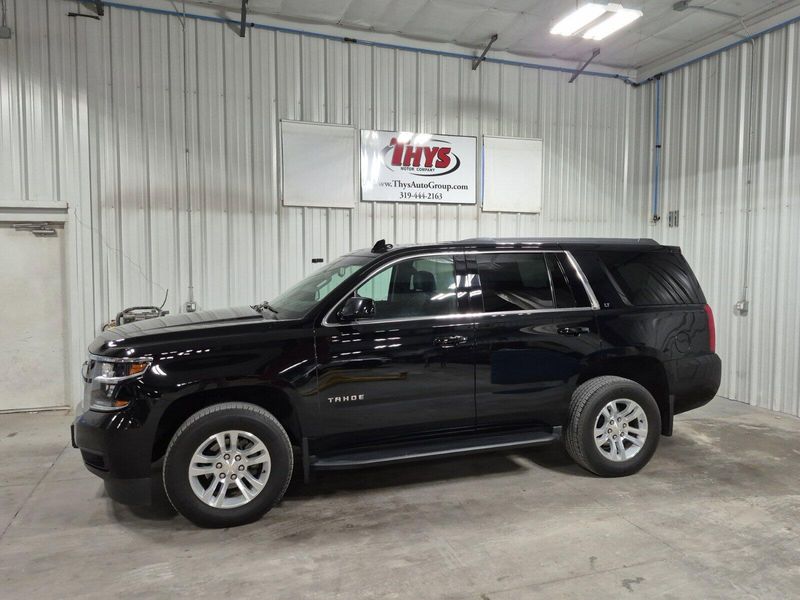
[
  {"left": 87, "top": 357, "right": 151, "bottom": 412},
  {"left": 94, "top": 360, "right": 150, "bottom": 383}
]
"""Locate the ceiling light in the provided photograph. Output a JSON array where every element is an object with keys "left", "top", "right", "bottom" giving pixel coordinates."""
[
  {"left": 583, "top": 7, "right": 643, "bottom": 40},
  {"left": 550, "top": 3, "right": 607, "bottom": 37}
]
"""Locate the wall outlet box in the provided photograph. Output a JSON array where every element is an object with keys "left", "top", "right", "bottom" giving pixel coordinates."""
[{"left": 0, "top": 26, "right": 12, "bottom": 39}]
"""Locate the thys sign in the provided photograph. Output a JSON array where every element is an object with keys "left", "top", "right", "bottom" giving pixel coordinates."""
[{"left": 360, "top": 130, "right": 477, "bottom": 204}]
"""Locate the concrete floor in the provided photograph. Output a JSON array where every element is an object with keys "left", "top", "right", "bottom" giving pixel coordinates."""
[{"left": 1, "top": 398, "right": 799, "bottom": 599}]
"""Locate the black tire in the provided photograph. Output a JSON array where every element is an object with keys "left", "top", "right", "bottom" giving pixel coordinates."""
[
  {"left": 564, "top": 376, "right": 661, "bottom": 477},
  {"left": 163, "top": 402, "right": 293, "bottom": 528}
]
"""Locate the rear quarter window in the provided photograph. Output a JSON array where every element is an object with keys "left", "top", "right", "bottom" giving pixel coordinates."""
[{"left": 599, "top": 251, "right": 703, "bottom": 306}]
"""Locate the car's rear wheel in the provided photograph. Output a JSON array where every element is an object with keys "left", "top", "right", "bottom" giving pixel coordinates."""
[
  {"left": 163, "top": 402, "right": 293, "bottom": 528},
  {"left": 565, "top": 376, "right": 661, "bottom": 477}
]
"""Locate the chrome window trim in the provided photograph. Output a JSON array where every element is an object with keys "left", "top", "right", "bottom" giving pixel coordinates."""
[
  {"left": 321, "top": 248, "right": 600, "bottom": 327},
  {"left": 563, "top": 250, "right": 601, "bottom": 310},
  {"left": 321, "top": 251, "right": 459, "bottom": 327}
]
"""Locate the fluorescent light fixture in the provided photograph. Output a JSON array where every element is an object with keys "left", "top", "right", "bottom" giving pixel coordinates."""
[
  {"left": 550, "top": 3, "right": 643, "bottom": 39},
  {"left": 583, "top": 7, "right": 643, "bottom": 40},
  {"left": 550, "top": 3, "right": 607, "bottom": 36}
]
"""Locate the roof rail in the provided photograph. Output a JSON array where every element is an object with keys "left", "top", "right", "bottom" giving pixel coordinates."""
[{"left": 457, "top": 237, "right": 660, "bottom": 246}]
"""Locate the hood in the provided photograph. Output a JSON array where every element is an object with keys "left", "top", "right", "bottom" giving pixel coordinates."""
[{"left": 88, "top": 306, "right": 279, "bottom": 356}]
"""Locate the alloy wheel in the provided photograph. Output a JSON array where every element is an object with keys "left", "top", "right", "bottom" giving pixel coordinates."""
[
  {"left": 188, "top": 430, "right": 271, "bottom": 509},
  {"left": 593, "top": 399, "right": 648, "bottom": 462}
]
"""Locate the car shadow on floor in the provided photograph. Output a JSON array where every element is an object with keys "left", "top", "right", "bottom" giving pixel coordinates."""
[
  {"left": 112, "top": 460, "right": 179, "bottom": 522},
  {"left": 286, "top": 442, "right": 594, "bottom": 498},
  {"left": 112, "top": 442, "right": 594, "bottom": 526}
]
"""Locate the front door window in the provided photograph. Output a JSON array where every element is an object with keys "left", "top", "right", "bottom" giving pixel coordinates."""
[{"left": 354, "top": 255, "right": 459, "bottom": 319}]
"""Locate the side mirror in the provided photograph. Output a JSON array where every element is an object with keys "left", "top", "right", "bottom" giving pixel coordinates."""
[{"left": 338, "top": 297, "right": 375, "bottom": 322}]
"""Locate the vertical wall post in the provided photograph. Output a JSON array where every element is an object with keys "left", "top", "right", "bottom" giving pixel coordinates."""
[{"left": 651, "top": 75, "right": 663, "bottom": 222}]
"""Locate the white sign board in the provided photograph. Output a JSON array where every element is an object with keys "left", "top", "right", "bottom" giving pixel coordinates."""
[
  {"left": 281, "top": 120, "right": 357, "bottom": 209},
  {"left": 361, "top": 130, "right": 477, "bottom": 204},
  {"left": 482, "top": 136, "right": 543, "bottom": 214}
]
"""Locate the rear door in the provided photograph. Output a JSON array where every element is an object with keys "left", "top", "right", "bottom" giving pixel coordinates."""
[
  {"left": 470, "top": 251, "right": 603, "bottom": 428},
  {"left": 313, "top": 252, "right": 476, "bottom": 445}
]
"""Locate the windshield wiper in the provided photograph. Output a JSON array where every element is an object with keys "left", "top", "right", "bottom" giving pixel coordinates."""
[{"left": 252, "top": 300, "right": 278, "bottom": 314}]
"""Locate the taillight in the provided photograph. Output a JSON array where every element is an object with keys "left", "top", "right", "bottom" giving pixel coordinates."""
[{"left": 704, "top": 304, "right": 716, "bottom": 353}]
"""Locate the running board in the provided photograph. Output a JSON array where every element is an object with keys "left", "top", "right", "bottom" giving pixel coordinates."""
[{"left": 310, "top": 427, "right": 561, "bottom": 471}]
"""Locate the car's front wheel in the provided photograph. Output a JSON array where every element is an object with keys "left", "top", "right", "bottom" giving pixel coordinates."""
[
  {"left": 565, "top": 376, "right": 661, "bottom": 477},
  {"left": 163, "top": 402, "right": 293, "bottom": 528}
]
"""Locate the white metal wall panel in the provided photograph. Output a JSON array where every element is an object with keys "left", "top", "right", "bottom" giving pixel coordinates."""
[
  {"left": 5, "top": 2, "right": 798, "bottom": 416},
  {"left": 3, "top": 0, "right": 652, "bottom": 405},
  {"left": 655, "top": 22, "right": 800, "bottom": 417},
  {"left": 0, "top": 0, "right": 22, "bottom": 206}
]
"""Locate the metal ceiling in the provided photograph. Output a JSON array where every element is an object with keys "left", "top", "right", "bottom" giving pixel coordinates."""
[{"left": 178, "top": 0, "right": 800, "bottom": 73}]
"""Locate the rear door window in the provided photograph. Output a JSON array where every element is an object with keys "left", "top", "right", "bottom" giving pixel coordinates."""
[
  {"left": 599, "top": 251, "right": 703, "bottom": 306},
  {"left": 476, "top": 252, "right": 593, "bottom": 313},
  {"left": 476, "top": 253, "right": 554, "bottom": 312}
]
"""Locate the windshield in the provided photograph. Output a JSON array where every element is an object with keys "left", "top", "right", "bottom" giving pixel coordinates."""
[{"left": 265, "top": 254, "right": 372, "bottom": 319}]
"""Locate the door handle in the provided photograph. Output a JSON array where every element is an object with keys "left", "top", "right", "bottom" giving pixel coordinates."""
[
  {"left": 557, "top": 326, "right": 590, "bottom": 337},
  {"left": 434, "top": 335, "right": 468, "bottom": 348}
]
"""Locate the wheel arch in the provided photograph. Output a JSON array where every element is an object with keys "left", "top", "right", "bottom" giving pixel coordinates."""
[
  {"left": 151, "top": 385, "right": 301, "bottom": 462},
  {"left": 577, "top": 356, "right": 672, "bottom": 435}
]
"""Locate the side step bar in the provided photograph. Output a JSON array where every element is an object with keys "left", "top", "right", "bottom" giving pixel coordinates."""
[{"left": 309, "top": 427, "right": 561, "bottom": 472}]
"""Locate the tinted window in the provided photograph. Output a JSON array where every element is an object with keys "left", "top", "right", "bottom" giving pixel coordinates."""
[
  {"left": 600, "top": 251, "right": 702, "bottom": 306},
  {"left": 354, "top": 255, "right": 458, "bottom": 319},
  {"left": 477, "top": 253, "right": 553, "bottom": 312}
]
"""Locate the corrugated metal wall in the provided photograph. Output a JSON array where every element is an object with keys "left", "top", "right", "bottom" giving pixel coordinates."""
[
  {"left": 655, "top": 21, "right": 800, "bottom": 416},
  {"left": 10, "top": 2, "right": 800, "bottom": 418},
  {"left": 86, "top": 4, "right": 653, "bottom": 311},
  {"left": 1, "top": 0, "right": 654, "bottom": 404}
]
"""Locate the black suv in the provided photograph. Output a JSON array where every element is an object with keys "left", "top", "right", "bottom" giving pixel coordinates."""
[{"left": 73, "top": 238, "right": 720, "bottom": 527}]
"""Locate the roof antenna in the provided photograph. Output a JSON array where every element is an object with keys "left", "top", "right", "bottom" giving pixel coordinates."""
[{"left": 371, "top": 239, "right": 393, "bottom": 253}]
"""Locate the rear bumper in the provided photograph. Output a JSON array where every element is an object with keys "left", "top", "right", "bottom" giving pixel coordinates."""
[
  {"left": 72, "top": 408, "right": 155, "bottom": 505},
  {"left": 668, "top": 353, "right": 722, "bottom": 414}
]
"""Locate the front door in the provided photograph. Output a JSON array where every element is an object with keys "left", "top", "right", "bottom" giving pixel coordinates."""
[
  {"left": 469, "top": 251, "right": 603, "bottom": 428},
  {"left": 313, "top": 253, "right": 475, "bottom": 446}
]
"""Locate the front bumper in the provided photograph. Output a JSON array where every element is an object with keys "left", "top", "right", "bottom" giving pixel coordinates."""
[{"left": 72, "top": 407, "right": 155, "bottom": 505}]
